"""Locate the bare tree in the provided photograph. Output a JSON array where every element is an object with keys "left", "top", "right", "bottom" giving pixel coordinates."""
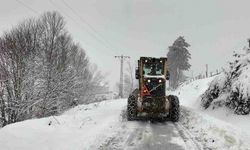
[{"left": 0, "top": 11, "right": 105, "bottom": 126}]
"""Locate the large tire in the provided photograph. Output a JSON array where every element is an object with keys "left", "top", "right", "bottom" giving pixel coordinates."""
[
  {"left": 127, "top": 91, "right": 138, "bottom": 121},
  {"left": 168, "top": 95, "right": 180, "bottom": 122}
]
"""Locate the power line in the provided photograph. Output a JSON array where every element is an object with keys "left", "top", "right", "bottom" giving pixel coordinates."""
[
  {"left": 15, "top": 0, "right": 119, "bottom": 56},
  {"left": 15, "top": 0, "right": 120, "bottom": 56},
  {"left": 15, "top": 0, "right": 39, "bottom": 14},
  {"left": 14, "top": 0, "right": 120, "bottom": 56},
  {"left": 49, "top": 0, "right": 116, "bottom": 55},
  {"left": 61, "top": 0, "right": 119, "bottom": 52},
  {"left": 61, "top": 0, "right": 97, "bottom": 32},
  {"left": 49, "top": 0, "right": 81, "bottom": 24},
  {"left": 49, "top": 0, "right": 94, "bottom": 51}
]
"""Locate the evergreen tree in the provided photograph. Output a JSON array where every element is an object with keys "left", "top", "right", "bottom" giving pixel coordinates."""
[{"left": 167, "top": 36, "right": 191, "bottom": 89}]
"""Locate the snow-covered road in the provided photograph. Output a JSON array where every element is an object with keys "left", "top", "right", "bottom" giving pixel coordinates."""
[
  {"left": 1, "top": 98, "right": 250, "bottom": 150},
  {"left": 98, "top": 108, "right": 201, "bottom": 150},
  {"left": 0, "top": 99, "right": 199, "bottom": 150}
]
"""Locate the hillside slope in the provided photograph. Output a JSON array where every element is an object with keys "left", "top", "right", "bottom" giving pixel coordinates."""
[
  {"left": 201, "top": 50, "right": 250, "bottom": 115},
  {"left": 170, "top": 77, "right": 215, "bottom": 108},
  {"left": 170, "top": 76, "right": 250, "bottom": 136}
]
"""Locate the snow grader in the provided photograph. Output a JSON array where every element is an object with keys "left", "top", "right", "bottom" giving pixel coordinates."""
[{"left": 127, "top": 57, "right": 180, "bottom": 121}]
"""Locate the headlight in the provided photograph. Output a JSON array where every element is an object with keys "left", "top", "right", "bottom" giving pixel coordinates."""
[
  {"left": 159, "top": 79, "right": 162, "bottom": 83},
  {"left": 147, "top": 79, "right": 151, "bottom": 83}
]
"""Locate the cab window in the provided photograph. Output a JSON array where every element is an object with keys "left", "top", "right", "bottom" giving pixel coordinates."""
[{"left": 143, "top": 59, "right": 163, "bottom": 76}]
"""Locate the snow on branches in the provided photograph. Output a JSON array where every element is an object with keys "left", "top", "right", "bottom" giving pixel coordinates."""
[
  {"left": 201, "top": 46, "right": 250, "bottom": 115},
  {"left": 0, "top": 11, "right": 104, "bottom": 127}
]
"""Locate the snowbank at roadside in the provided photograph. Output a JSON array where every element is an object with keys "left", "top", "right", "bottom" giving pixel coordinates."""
[
  {"left": 169, "top": 77, "right": 215, "bottom": 108},
  {"left": 171, "top": 76, "right": 250, "bottom": 136},
  {"left": 169, "top": 77, "right": 250, "bottom": 149},
  {"left": 201, "top": 50, "right": 250, "bottom": 115},
  {"left": 180, "top": 107, "right": 250, "bottom": 150},
  {"left": 0, "top": 99, "right": 127, "bottom": 150}
]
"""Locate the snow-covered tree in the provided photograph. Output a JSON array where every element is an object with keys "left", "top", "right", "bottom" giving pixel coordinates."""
[
  {"left": 0, "top": 11, "right": 105, "bottom": 126},
  {"left": 167, "top": 36, "right": 191, "bottom": 89},
  {"left": 201, "top": 42, "right": 250, "bottom": 115}
]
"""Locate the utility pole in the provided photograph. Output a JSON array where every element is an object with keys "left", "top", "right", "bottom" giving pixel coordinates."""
[
  {"left": 115, "top": 55, "right": 130, "bottom": 98},
  {"left": 247, "top": 39, "right": 250, "bottom": 54},
  {"left": 205, "top": 64, "right": 208, "bottom": 78},
  {"left": 248, "top": 38, "right": 250, "bottom": 48}
]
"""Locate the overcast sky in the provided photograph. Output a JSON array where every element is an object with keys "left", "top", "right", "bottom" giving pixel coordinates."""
[{"left": 1, "top": 0, "right": 250, "bottom": 88}]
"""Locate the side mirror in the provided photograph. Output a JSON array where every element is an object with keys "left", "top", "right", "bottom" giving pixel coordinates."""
[
  {"left": 166, "top": 71, "right": 170, "bottom": 80},
  {"left": 135, "top": 68, "right": 139, "bottom": 79}
]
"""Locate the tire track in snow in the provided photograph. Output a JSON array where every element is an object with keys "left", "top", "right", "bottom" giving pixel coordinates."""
[
  {"left": 174, "top": 122, "right": 203, "bottom": 150},
  {"left": 98, "top": 108, "right": 203, "bottom": 150}
]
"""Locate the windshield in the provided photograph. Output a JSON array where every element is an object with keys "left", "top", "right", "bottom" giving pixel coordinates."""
[{"left": 143, "top": 59, "right": 164, "bottom": 76}]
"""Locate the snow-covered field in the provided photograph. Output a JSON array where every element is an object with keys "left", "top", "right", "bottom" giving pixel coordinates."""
[{"left": 1, "top": 77, "right": 250, "bottom": 150}]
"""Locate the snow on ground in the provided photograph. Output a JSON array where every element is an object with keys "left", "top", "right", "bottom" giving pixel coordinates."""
[
  {"left": 200, "top": 50, "right": 250, "bottom": 115},
  {"left": 180, "top": 107, "right": 250, "bottom": 150},
  {"left": 0, "top": 99, "right": 190, "bottom": 150},
  {"left": 1, "top": 77, "right": 250, "bottom": 150},
  {"left": 171, "top": 77, "right": 250, "bottom": 149},
  {"left": 172, "top": 76, "right": 250, "bottom": 135},
  {"left": 0, "top": 99, "right": 127, "bottom": 150},
  {"left": 170, "top": 77, "right": 215, "bottom": 108}
]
